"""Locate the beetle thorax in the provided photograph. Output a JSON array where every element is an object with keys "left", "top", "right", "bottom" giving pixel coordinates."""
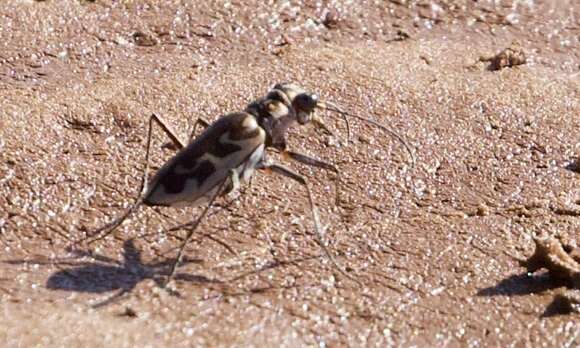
[
  {"left": 246, "top": 83, "right": 319, "bottom": 150},
  {"left": 246, "top": 97, "right": 297, "bottom": 150}
]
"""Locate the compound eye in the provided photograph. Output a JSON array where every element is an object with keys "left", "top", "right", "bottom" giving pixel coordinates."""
[{"left": 294, "top": 93, "right": 318, "bottom": 112}]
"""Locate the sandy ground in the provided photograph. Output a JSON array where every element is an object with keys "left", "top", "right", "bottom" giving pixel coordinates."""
[{"left": 0, "top": 0, "right": 578, "bottom": 346}]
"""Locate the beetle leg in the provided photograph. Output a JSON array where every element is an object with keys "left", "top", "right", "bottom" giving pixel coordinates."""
[
  {"left": 258, "top": 162, "right": 358, "bottom": 284},
  {"left": 188, "top": 118, "right": 211, "bottom": 142},
  {"left": 282, "top": 150, "right": 338, "bottom": 173},
  {"left": 281, "top": 150, "right": 342, "bottom": 206},
  {"left": 80, "top": 114, "right": 182, "bottom": 246},
  {"left": 163, "top": 172, "right": 230, "bottom": 286},
  {"left": 226, "top": 168, "right": 240, "bottom": 197},
  {"left": 151, "top": 112, "right": 187, "bottom": 150},
  {"left": 311, "top": 113, "right": 335, "bottom": 137}
]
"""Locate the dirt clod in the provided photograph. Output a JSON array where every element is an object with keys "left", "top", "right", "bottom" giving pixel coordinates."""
[
  {"left": 132, "top": 31, "right": 158, "bottom": 47},
  {"left": 520, "top": 234, "right": 580, "bottom": 286},
  {"left": 480, "top": 42, "right": 527, "bottom": 71},
  {"left": 565, "top": 158, "right": 580, "bottom": 174},
  {"left": 119, "top": 306, "right": 138, "bottom": 318},
  {"left": 322, "top": 9, "right": 340, "bottom": 29}
]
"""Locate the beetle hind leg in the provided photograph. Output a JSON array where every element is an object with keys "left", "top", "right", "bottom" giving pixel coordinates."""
[
  {"left": 223, "top": 168, "right": 241, "bottom": 196},
  {"left": 163, "top": 172, "right": 231, "bottom": 286},
  {"left": 78, "top": 113, "right": 187, "bottom": 246}
]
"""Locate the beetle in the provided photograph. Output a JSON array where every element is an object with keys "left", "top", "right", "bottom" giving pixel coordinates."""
[{"left": 83, "top": 83, "right": 414, "bottom": 286}]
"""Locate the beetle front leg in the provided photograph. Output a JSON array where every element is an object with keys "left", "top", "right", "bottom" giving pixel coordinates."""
[
  {"left": 281, "top": 150, "right": 342, "bottom": 206},
  {"left": 224, "top": 168, "right": 241, "bottom": 199},
  {"left": 257, "top": 162, "right": 358, "bottom": 284},
  {"left": 311, "top": 113, "right": 335, "bottom": 137}
]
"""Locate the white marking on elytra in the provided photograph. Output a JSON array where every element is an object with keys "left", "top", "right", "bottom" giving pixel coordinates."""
[
  {"left": 166, "top": 178, "right": 202, "bottom": 207},
  {"left": 169, "top": 143, "right": 265, "bottom": 207},
  {"left": 172, "top": 132, "right": 259, "bottom": 176},
  {"left": 242, "top": 115, "right": 258, "bottom": 130}
]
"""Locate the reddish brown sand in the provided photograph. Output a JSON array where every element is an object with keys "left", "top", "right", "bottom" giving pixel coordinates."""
[{"left": 0, "top": 0, "right": 578, "bottom": 346}]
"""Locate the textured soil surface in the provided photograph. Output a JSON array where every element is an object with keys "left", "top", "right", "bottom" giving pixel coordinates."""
[{"left": 1, "top": 0, "right": 579, "bottom": 346}]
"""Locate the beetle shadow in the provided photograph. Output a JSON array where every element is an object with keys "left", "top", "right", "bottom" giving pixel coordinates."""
[
  {"left": 5, "top": 239, "right": 216, "bottom": 308},
  {"left": 476, "top": 272, "right": 578, "bottom": 317},
  {"left": 477, "top": 272, "right": 565, "bottom": 297},
  {"left": 6, "top": 236, "right": 334, "bottom": 308}
]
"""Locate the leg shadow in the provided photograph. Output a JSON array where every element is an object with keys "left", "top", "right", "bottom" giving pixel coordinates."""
[
  {"left": 477, "top": 272, "right": 565, "bottom": 297},
  {"left": 541, "top": 293, "right": 578, "bottom": 318},
  {"left": 5, "top": 238, "right": 217, "bottom": 307}
]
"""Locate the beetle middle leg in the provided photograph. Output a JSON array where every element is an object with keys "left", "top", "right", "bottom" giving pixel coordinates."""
[
  {"left": 189, "top": 118, "right": 210, "bottom": 141},
  {"left": 81, "top": 113, "right": 193, "bottom": 245},
  {"left": 160, "top": 116, "right": 210, "bottom": 150},
  {"left": 163, "top": 170, "right": 234, "bottom": 286}
]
